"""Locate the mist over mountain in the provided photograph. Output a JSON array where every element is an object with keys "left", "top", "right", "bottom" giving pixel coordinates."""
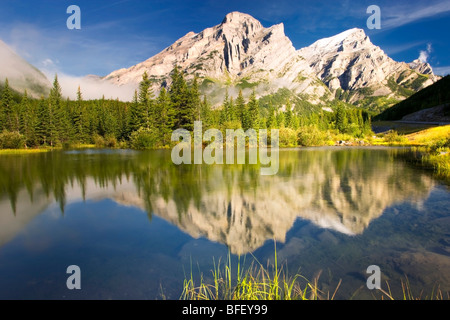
[
  {"left": 103, "top": 12, "right": 441, "bottom": 106},
  {"left": 0, "top": 40, "right": 51, "bottom": 98}
]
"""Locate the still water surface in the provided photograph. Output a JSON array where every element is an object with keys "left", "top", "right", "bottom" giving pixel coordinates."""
[{"left": 0, "top": 147, "right": 449, "bottom": 299}]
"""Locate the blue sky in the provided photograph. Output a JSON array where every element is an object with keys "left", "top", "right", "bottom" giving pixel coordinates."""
[{"left": 0, "top": 0, "right": 449, "bottom": 77}]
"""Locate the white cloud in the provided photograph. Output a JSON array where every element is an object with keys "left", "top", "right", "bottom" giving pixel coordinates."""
[
  {"left": 43, "top": 71, "right": 138, "bottom": 102},
  {"left": 383, "top": 1, "right": 450, "bottom": 29},
  {"left": 42, "top": 58, "right": 56, "bottom": 67},
  {"left": 418, "top": 43, "right": 433, "bottom": 63}
]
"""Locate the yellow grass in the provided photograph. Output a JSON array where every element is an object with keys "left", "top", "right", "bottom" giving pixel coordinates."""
[
  {"left": 404, "top": 124, "right": 450, "bottom": 146},
  {"left": 0, "top": 148, "right": 51, "bottom": 155}
]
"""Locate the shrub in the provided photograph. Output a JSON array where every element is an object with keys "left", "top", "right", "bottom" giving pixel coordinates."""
[
  {"left": 104, "top": 134, "right": 118, "bottom": 148},
  {"left": 130, "top": 127, "right": 159, "bottom": 150},
  {"left": 429, "top": 136, "right": 450, "bottom": 153},
  {"left": 297, "top": 125, "right": 329, "bottom": 146},
  {"left": 383, "top": 130, "right": 409, "bottom": 144},
  {"left": 0, "top": 131, "right": 26, "bottom": 149},
  {"left": 93, "top": 134, "right": 105, "bottom": 148},
  {"left": 278, "top": 127, "right": 298, "bottom": 147}
]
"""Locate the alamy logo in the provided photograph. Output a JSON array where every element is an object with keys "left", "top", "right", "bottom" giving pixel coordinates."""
[
  {"left": 171, "top": 121, "right": 279, "bottom": 176},
  {"left": 366, "top": 265, "right": 381, "bottom": 290},
  {"left": 67, "top": 5, "right": 81, "bottom": 30},
  {"left": 66, "top": 265, "right": 81, "bottom": 290},
  {"left": 366, "top": 5, "right": 381, "bottom": 30}
]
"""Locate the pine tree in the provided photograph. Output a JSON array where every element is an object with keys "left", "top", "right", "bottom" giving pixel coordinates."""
[
  {"left": 138, "top": 72, "right": 154, "bottom": 129},
  {"left": 200, "top": 95, "right": 212, "bottom": 129},
  {"left": 170, "top": 66, "right": 194, "bottom": 130},
  {"left": 1, "top": 78, "right": 14, "bottom": 132},
  {"left": 19, "top": 90, "right": 38, "bottom": 147},
  {"left": 246, "top": 90, "right": 259, "bottom": 130},
  {"left": 335, "top": 104, "right": 348, "bottom": 133},
  {"left": 36, "top": 96, "right": 52, "bottom": 146},
  {"left": 58, "top": 98, "right": 74, "bottom": 145},
  {"left": 276, "top": 111, "right": 285, "bottom": 128},
  {"left": 114, "top": 98, "right": 128, "bottom": 141},
  {"left": 48, "top": 75, "right": 66, "bottom": 146},
  {"left": 235, "top": 89, "right": 246, "bottom": 127},
  {"left": 191, "top": 75, "right": 202, "bottom": 122},
  {"left": 128, "top": 90, "right": 144, "bottom": 133},
  {"left": 284, "top": 101, "right": 293, "bottom": 128},
  {"left": 266, "top": 104, "right": 276, "bottom": 129},
  {"left": 72, "top": 86, "right": 89, "bottom": 143},
  {"left": 155, "top": 87, "right": 174, "bottom": 146}
]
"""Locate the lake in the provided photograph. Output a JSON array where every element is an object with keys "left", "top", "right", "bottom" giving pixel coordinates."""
[{"left": 0, "top": 147, "right": 449, "bottom": 299}]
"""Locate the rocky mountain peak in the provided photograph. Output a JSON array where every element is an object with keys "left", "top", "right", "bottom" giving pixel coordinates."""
[
  {"left": 103, "top": 12, "right": 440, "bottom": 106},
  {"left": 409, "top": 59, "right": 434, "bottom": 75},
  {"left": 306, "top": 28, "right": 370, "bottom": 53},
  {"left": 221, "top": 11, "right": 263, "bottom": 29}
]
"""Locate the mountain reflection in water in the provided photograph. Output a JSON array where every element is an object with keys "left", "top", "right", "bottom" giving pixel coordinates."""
[{"left": 0, "top": 147, "right": 434, "bottom": 255}]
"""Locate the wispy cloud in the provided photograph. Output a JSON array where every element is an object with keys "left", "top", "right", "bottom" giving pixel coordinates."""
[
  {"left": 382, "top": 41, "right": 426, "bottom": 55},
  {"left": 418, "top": 43, "right": 433, "bottom": 63},
  {"left": 382, "top": 1, "right": 450, "bottom": 29},
  {"left": 0, "top": 21, "right": 166, "bottom": 77}
]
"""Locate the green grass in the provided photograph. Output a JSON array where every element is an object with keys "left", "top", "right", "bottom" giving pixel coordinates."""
[
  {"left": 0, "top": 148, "right": 51, "bottom": 155},
  {"left": 180, "top": 243, "right": 448, "bottom": 300},
  {"left": 181, "top": 243, "right": 340, "bottom": 300},
  {"left": 371, "top": 125, "right": 450, "bottom": 180},
  {"left": 372, "top": 277, "right": 449, "bottom": 300}
]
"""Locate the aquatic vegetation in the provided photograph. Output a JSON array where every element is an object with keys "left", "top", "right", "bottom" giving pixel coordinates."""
[{"left": 181, "top": 244, "right": 340, "bottom": 300}]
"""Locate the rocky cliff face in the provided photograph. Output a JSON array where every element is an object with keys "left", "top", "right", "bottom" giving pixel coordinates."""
[{"left": 103, "top": 12, "right": 440, "bottom": 106}]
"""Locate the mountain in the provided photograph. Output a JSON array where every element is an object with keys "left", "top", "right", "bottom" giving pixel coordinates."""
[
  {"left": 374, "top": 75, "right": 450, "bottom": 121},
  {"left": 0, "top": 40, "right": 51, "bottom": 98},
  {"left": 299, "top": 28, "right": 440, "bottom": 103},
  {"left": 104, "top": 12, "right": 327, "bottom": 105},
  {"left": 103, "top": 12, "right": 440, "bottom": 108}
]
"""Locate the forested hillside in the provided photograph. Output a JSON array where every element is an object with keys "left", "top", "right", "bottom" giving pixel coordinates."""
[{"left": 0, "top": 67, "right": 372, "bottom": 150}]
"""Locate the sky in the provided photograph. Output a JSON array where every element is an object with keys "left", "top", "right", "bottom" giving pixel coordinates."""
[{"left": 0, "top": 0, "right": 449, "bottom": 85}]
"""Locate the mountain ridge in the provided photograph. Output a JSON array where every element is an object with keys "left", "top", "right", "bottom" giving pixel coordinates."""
[{"left": 102, "top": 12, "right": 441, "bottom": 107}]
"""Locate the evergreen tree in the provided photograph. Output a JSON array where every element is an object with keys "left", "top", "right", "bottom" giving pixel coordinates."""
[
  {"left": 1, "top": 78, "right": 15, "bottom": 132},
  {"left": 36, "top": 96, "right": 52, "bottom": 145},
  {"left": 266, "top": 104, "right": 276, "bottom": 129},
  {"left": 71, "top": 86, "right": 89, "bottom": 143},
  {"left": 128, "top": 90, "right": 144, "bottom": 133},
  {"left": 190, "top": 75, "right": 202, "bottom": 122},
  {"left": 235, "top": 89, "right": 246, "bottom": 127},
  {"left": 246, "top": 90, "right": 259, "bottom": 130},
  {"left": 276, "top": 110, "right": 285, "bottom": 128},
  {"left": 48, "top": 75, "right": 72, "bottom": 145},
  {"left": 155, "top": 87, "right": 174, "bottom": 146},
  {"left": 19, "top": 90, "right": 38, "bottom": 147},
  {"left": 138, "top": 72, "right": 154, "bottom": 129},
  {"left": 114, "top": 98, "right": 128, "bottom": 141},
  {"left": 284, "top": 101, "right": 293, "bottom": 128},
  {"left": 335, "top": 104, "right": 348, "bottom": 133},
  {"left": 200, "top": 95, "right": 212, "bottom": 129},
  {"left": 170, "top": 66, "right": 194, "bottom": 130}
]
